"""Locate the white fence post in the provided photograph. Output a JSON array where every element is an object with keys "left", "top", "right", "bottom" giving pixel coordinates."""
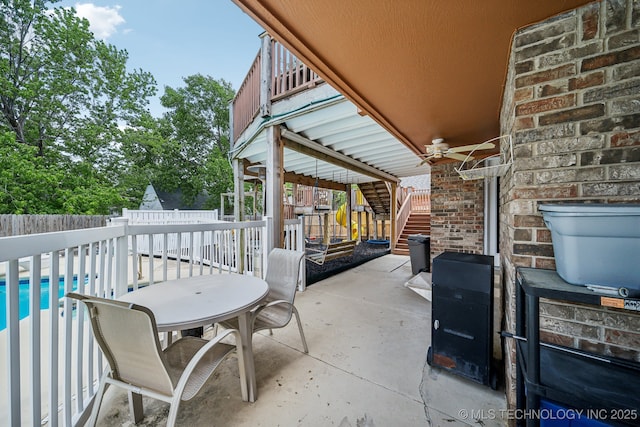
[
  {"left": 110, "top": 217, "right": 130, "bottom": 297},
  {"left": 298, "top": 215, "right": 306, "bottom": 291}
]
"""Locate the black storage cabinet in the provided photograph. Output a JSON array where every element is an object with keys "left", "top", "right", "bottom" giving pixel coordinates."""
[
  {"left": 428, "top": 251, "right": 495, "bottom": 388},
  {"left": 407, "top": 234, "right": 430, "bottom": 274}
]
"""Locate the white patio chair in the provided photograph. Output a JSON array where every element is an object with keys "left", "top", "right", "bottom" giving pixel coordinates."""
[
  {"left": 67, "top": 292, "right": 247, "bottom": 426},
  {"left": 220, "top": 248, "right": 308, "bottom": 353}
]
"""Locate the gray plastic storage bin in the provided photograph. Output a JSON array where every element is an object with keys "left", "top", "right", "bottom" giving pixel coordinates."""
[{"left": 539, "top": 203, "right": 640, "bottom": 290}]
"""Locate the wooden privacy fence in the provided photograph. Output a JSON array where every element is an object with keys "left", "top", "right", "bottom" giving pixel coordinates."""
[{"left": 0, "top": 215, "right": 108, "bottom": 237}]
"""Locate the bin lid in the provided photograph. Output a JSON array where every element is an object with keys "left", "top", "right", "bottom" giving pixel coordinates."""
[
  {"left": 539, "top": 203, "right": 640, "bottom": 216},
  {"left": 407, "top": 234, "right": 429, "bottom": 242}
]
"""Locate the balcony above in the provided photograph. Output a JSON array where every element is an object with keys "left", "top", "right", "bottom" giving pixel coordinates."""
[{"left": 231, "top": 36, "right": 429, "bottom": 188}]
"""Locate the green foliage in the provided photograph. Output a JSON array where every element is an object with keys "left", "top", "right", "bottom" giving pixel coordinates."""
[
  {"left": 0, "top": 2, "right": 235, "bottom": 214},
  {"left": 158, "top": 74, "right": 235, "bottom": 208},
  {"left": 0, "top": 132, "right": 123, "bottom": 213},
  {"left": 0, "top": 0, "right": 156, "bottom": 214}
]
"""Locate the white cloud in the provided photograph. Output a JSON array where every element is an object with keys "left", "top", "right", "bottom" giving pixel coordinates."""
[{"left": 74, "top": 3, "right": 125, "bottom": 40}]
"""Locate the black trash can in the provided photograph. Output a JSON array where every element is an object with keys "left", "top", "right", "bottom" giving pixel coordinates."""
[{"left": 407, "top": 234, "right": 430, "bottom": 274}]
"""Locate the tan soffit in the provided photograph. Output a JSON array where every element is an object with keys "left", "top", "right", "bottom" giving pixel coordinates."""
[{"left": 232, "top": 0, "right": 596, "bottom": 155}]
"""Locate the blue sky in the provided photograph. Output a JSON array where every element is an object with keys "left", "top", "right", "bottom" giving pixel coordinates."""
[{"left": 58, "top": 1, "right": 264, "bottom": 116}]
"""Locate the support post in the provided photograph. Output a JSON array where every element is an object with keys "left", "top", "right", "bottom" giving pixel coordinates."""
[
  {"left": 266, "top": 126, "right": 283, "bottom": 248},
  {"left": 346, "top": 184, "right": 353, "bottom": 240},
  {"left": 390, "top": 182, "right": 397, "bottom": 251},
  {"left": 233, "top": 158, "right": 245, "bottom": 222},
  {"left": 259, "top": 33, "right": 272, "bottom": 118}
]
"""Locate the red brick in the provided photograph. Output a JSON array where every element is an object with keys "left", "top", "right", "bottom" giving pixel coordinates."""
[
  {"left": 581, "top": 46, "right": 640, "bottom": 72},
  {"left": 514, "top": 87, "right": 533, "bottom": 102},
  {"left": 516, "top": 94, "right": 576, "bottom": 116},
  {"left": 515, "top": 64, "right": 576, "bottom": 88},
  {"left": 605, "top": 328, "right": 640, "bottom": 348},
  {"left": 515, "top": 117, "right": 534, "bottom": 130},
  {"left": 581, "top": 7, "right": 599, "bottom": 41},
  {"left": 512, "top": 255, "right": 533, "bottom": 267},
  {"left": 539, "top": 104, "right": 605, "bottom": 126},
  {"left": 539, "top": 83, "right": 567, "bottom": 97},
  {"left": 611, "top": 130, "right": 640, "bottom": 147},
  {"left": 535, "top": 257, "right": 556, "bottom": 270},
  {"left": 536, "top": 229, "right": 552, "bottom": 243},
  {"left": 568, "top": 72, "right": 605, "bottom": 90},
  {"left": 541, "top": 330, "right": 574, "bottom": 347}
]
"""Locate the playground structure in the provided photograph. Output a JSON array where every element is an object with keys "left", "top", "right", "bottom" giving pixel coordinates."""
[
  {"left": 291, "top": 185, "right": 387, "bottom": 244},
  {"left": 222, "top": 179, "right": 429, "bottom": 254}
]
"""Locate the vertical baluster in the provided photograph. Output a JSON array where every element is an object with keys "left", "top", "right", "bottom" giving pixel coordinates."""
[
  {"left": 148, "top": 234, "right": 155, "bottom": 286},
  {"left": 199, "top": 231, "right": 205, "bottom": 276},
  {"left": 63, "top": 248, "right": 74, "bottom": 426},
  {"left": 176, "top": 232, "right": 182, "bottom": 279},
  {"left": 7, "top": 259, "right": 21, "bottom": 426},
  {"left": 75, "top": 245, "right": 86, "bottom": 413},
  {"left": 30, "top": 255, "right": 42, "bottom": 425},
  {"left": 162, "top": 233, "right": 168, "bottom": 281},
  {"left": 131, "top": 235, "right": 139, "bottom": 290},
  {"left": 49, "top": 251, "right": 60, "bottom": 427},
  {"left": 188, "top": 231, "right": 194, "bottom": 277},
  {"left": 106, "top": 239, "right": 113, "bottom": 298}
]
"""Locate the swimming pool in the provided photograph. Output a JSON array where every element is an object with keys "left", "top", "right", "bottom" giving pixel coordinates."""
[{"left": 0, "top": 276, "right": 80, "bottom": 331}]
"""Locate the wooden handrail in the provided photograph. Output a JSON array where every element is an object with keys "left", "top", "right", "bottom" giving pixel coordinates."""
[
  {"left": 271, "top": 39, "right": 323, "bottom": 101},
  {"left": 232, "top": 37, "right": 324, "bottom": 142},
  {"left": 231, "top": 51, "right": 261, "bottom": 140}
]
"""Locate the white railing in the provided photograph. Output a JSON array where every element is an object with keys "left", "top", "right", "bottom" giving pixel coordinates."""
[
  {"left": 410, "top": 190, "right": 431, "bottom": 212},
  {"left": 284, "top": 217, "right": 306, "bottom": 291},
  {"left": 0, "top": 216, "right": 304, "bottom": 426},
  {"left": 396, "top": 196, "right": 412, "bottom": 242},
  {"left": 121, "top": 208, "right": 219, "bottom": 223}
]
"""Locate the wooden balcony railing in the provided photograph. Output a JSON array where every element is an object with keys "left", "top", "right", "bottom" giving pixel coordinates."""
[
  {"left": 271, "top": 39, "right": 322, "bottom": 101},
  {"left": 231, "top": 52, "right": 261, "bottom": 142},
  {"left": 232, "top": 36, "right": 323, "bottom": 142}
]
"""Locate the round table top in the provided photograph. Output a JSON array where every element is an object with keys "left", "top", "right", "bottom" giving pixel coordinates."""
[{"left": 118, "top": 274, "right": 269, "bottom": 332}]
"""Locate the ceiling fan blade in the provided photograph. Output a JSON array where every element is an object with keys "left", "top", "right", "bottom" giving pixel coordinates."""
[
  {"left": 416, "top": 157, "right": 433, "bottom": 166},
  {"left": 449, "top": 141, "right": 496, "bottom": 153},
  {"left": 446, "top": 152, "right": 473, "bottom": 161}
]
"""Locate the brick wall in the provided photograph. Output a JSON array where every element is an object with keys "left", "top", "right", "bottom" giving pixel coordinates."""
[
  {"left": 430, "top": 163, "right": 485, "bottom": 261},
  {"left": 500, "top": 0, "right": 640, "bottom": 408}
]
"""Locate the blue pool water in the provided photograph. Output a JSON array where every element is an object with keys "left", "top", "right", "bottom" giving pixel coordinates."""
[{"left": 0, "top": 276, "right": 80, "bottom": 331}]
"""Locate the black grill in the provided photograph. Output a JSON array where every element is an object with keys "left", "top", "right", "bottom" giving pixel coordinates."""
[{"left": 427, "top": 251, "right": 496, "bottom": 388}]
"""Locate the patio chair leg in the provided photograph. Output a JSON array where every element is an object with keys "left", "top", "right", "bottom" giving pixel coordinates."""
[
  {"left": 166, "top": 399, "right": 181, "bottom": 427},
  {"left": 88, "top": 370, "right": 110, "bottom": 426},
  {"left": 128, "top": 391, "right": 144, "bottom": 424},
  {"left": 292, "top": 306, "right": 309, "bottom": 353}
]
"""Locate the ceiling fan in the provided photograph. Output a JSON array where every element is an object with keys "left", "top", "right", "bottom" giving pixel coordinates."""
[{"left": 417, "top": 138, "right": 495, "bottom": 166}]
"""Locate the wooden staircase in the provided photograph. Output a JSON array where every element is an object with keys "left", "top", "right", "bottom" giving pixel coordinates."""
[
  {"left": 357, "top": 182, "right": 390, "bottom": 217},
  {"left": 394, "top": 211, "right": 431, "bottom": 255}
]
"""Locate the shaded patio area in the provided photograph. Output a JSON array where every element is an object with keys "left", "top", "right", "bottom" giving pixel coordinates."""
[{"left": 94, "top": 254, "right": 506, "bottom": 426}]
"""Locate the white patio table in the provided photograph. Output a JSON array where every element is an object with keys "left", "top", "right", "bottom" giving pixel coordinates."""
[{"left": 118, "top": 274, "right": 269, "bottom": 403}]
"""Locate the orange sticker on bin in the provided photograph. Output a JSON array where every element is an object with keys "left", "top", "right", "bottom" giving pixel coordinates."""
[{"left": 600, "top": 296, "right": 624, "bottom": 308}]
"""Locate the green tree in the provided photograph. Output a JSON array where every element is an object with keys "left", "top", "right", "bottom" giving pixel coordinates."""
[
  {"left": 158, "top": 74, "right": 235, "bottom": 208},
  {"left": 0, "top": 0, "right": 156, "bottom": 214}
]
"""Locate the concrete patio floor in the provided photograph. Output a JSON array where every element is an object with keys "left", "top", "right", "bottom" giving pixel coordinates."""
[{"left": 94, "top": 254, "right": 507, "bottom": 426}]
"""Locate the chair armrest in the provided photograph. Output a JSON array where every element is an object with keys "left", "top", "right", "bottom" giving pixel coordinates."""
[
  {"left": 252, "top": 299, "right": 292, "bottom": 317},
  {"left": 172, "top": 328, "right": 243, "bottom": 397}
]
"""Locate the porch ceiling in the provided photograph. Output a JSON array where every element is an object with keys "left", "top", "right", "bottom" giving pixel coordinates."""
[
  {"left": 232, "top": 0, "right": 595, "bottom": 155},
  {"left": 237, "top": 97, "right": 429, "bottom": 185}
]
